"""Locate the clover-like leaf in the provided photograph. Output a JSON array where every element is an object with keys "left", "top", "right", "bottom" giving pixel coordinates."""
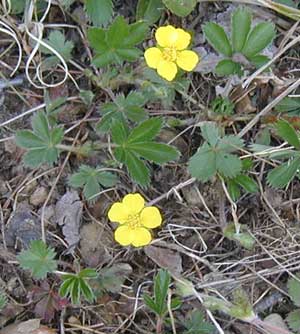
[
  {"left": 88, "top": 17, "right": 148, "bottom": 67},
  {"left": 59, "top": 268, "right": 98, "bottom": 305},
  {"left": 17, "top": 240, "right": 57, "bottom": 279},
  {"left": 111, "top": 118, "right": 179, "bottom": 186},
  {"left": 15, "top": 112, "right": 64, "bottom": 167},
  {"left": 69, "top": 165, "right": 118, "bottom": 201}
]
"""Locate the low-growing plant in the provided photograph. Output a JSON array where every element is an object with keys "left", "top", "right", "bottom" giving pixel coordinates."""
[
  {"left": 203, "top": 7, "right": 276, "bottom": 76},
  {"left": 286, "top": 273, "right": 300, "bottom": 333}
]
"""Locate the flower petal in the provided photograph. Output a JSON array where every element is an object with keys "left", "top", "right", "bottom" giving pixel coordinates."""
[
  {"left": 114, "top": 225, "right": 134, "bottom": 246},
  {"left": 157, "top": 60, "right": 177, "bottom": 81},
  {"left": 122, "top": 193, "right": 145, "bottom": 215},
  {"left": 131, "top": 227, "right": 152, "bottom": 247},
  {"left": 173, "top": 28, "right": 191, "bottom": 50},
  {"left": 140, "top": 207, "right": 162, "bottom": 228},
  {"left": 144, "top": 47, "right": 163, "bottom": 69},
  {"left": 108, "top": 203, "right": 129, "bottom": 224},
  {"left": 176, "top": 50, "right": 199, "bottom": 71},
  {"left": 155, "top": 25, "right": 177, "bottom": 48}
]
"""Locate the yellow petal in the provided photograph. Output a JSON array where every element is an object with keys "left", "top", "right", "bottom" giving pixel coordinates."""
[
  {"left": 131, "top": 227, "right": 152, "bottom": 247},
  {"left": 140, "top": 207, "right": 162, "bottom": 228},
  {"left": 144, "top": 47, "right": 163, "bottom": 69},
  {"left": 157, "top": 60, "right": 177, "bottom": 81},
  {"left": 155, "top": 25, "right": 177, "bottom": 48},
  {"left": 173, "top": 28, "right": 191, "bottom": 50},
  {"left": 108, "top": 202, "right": 129, "bottom": 224},
  {"left": 176, "top": 50, "right": 199, "bottom": 71},
  {"left": 122, "top": 193, "right": 145, "bottom": 215},
  {"left": 114, "top": 225, "right": 134, "bottom": 246}
]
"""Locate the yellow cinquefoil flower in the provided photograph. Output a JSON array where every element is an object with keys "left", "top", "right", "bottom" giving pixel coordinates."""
[
  {"left": 108, "top": 193, "right": 162, "bottom": 247},
  {"left": 144, "top": 25, "right": 199, "bottom": 81}
]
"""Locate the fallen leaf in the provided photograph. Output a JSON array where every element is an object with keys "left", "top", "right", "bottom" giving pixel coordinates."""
[
  {"left": 144, "top": 245, "right": 182, "bottom": 276},
  {"left": 55, "top": 190, "right": 82, "bottom": 252}
]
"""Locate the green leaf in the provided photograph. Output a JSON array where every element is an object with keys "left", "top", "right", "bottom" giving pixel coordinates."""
[
  {"left": 200, "top": 122, "right": 220, "bottom": 147},
  {"left": 249, "top": 54, "right": 270, "bottom": 68},
  {"left": 0, "top": 292, "right": 7, "bottom": 311},
  {"left": 136, "top": 0, "right": 163, "bottom": 24},
  {"left": 143, "top": 294, "right": 159, "bottom": 314},
  {"left": 15, "top": 112, "right": 63, "bottom": 167},
  {"left": 234, "top": 175, "right": 258, "bottom": 193},
  {"left": 267, "top": 156, "right": 300, "bottom": 188},
  {"left": 96, "top": 92, "right": 147, "bottom": 132},
  {"left": 59, "top": 269, "right": 97, "bottom": 304},
  {"left": 128, "top": 142, "right": 179, "bottom": 164},
  {"left": 154, "top": 269, "right": 171, "bottom": 316},
  {"left": 125, "top": 150, "right": 150, "bottom": 186},
  {"left": 218, "top": 135, "right": 244, "bottom": 153},
  {"left": 216, "top": 153, "right": 242, "bottom": 178},
  {"left": 227, "top": 179, "right": 241, "bottom": 202},
  {"left": 17, "top": 240, "right": 57, "bottom": 279},
  {"left": 242, "top": 22, "right": 276, "bottom": 58},
  {"left": 88, "top": 17, "right": 148, "bottom": 67},
  {"left": 188, "top": 143, "right": 217, "bottom": 181},
  {"left": 128, "top": 117, "right": 163, "bottom": 142},
  {"left": 287, "top": 309, "right": 300, "bottom": 332},
  {"left": 85, "top": 0, "right": 113, "bottom": 27},
  {"left": 231, "top": 7, "right": 251, "bottom": 52},
  {"left": 42, "top": 31, "right": 74, "bottom": 62},
  {"left": 216, "top": 59, "right": 242, "bottom": 76},
  {"left": 162, "top": 0, "right": 197, "bottom": 17},
  {"left": 203, "top": 22, "right": 232, "bottom": 57},
  {"left": 288, "top": 274, "right": 300, "bottom": 307},
  {"left": 275, "top": 119, "right": 300, "bottom": 149},
  {"left": 111, "top": 119, "right": 129, "bottom": 144},
  {"left": 183, "top": 309, "right": 215, "bottom": 334},
  {"left": 224, "top": 223, "right": 255, "bottom": 250},
  {"left": 275, "top": 97, "right": 300, "bottom": 114},
  {"left": 69, "top": 165, "right": 118, "bottom": 201}
]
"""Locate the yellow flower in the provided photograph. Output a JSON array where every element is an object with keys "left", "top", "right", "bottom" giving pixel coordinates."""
[
  {"left": 144, "top": 25, "right": 199, "bottom": 81},
  {"left": 108, "top": 193, "right": 162, "bottom": 247}
]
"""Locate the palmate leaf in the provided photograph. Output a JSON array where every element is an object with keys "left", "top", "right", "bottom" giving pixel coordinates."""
[
  {"left": 17, "top": 240, "right": 57, "bottom": 279},
  {"left": 111, "top": 118, "right": 179, "bottom": 186},
  {"left": 203, "top": 22, "right": 232, "bottom": 57},
  {"left": 188, "top": 122, "right": 243, "bottom": 182},
  {"left": 231, "top": 7, "right": 251, "bottom": 52},
  {"left": 85, "top": 0, "right": 113, "bottom": 27},
  {"left": 69, "top": 165, "right": 118, "bottom": 201},
  {"left": 96, "top": 92, "right": 147, "bottom": 132},
  {"left": 88, "top": 17, "right": 148, "bottom": 67},
  {"left": 59, "top": 269, "right": 98, "bottom": 305},
  {"left": 15, "top": 112, "right": 63, "bottom": 167}
]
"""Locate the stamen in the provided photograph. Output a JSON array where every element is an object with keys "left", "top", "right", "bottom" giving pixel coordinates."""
[
  {"left": 126, "top": 214, "right": 141, "bottom": 229},
  {"left": 162, "top": 48, "right": 177, "bottom": 62}
]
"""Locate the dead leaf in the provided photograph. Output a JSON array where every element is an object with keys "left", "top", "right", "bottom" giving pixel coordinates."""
[
  {"left": 55, "top": 190, "right": 82, "bottom": 252},
  {"left": 144, "top": 245, "right": 182, "bottom": 276},
  {"left": 0, "top": 319, "right": 56, "bottom": 334},
  {"left": 6, "top": 210, "right": 41, "bottom": 248},
  {"left": 230, "top": 85, "right": 256, "bottom": 114}
]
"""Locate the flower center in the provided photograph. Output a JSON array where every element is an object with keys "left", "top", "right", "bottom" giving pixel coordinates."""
[
  {"left": 162, "top": 47, "right": 177, "bottom": 62},
  {"left": 126, "top": 214, "right": 141, "bottom": 229}
]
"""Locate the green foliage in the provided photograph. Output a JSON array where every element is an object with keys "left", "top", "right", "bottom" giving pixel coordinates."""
[
  {"left": 162, "top": 0, "right": 197, "bottom": 17},
  {"left": 96, "top": 92, "right": 147, "bottom": 132},
  {"left": 288, "top": 274, "right": 300, "bottom": 307},
  {"left": 188, "top": 122, "right": 243, "bottom": 181},
  {"left": 143, "top": 269, "right": 180, "bottom": 318},
  {"left": 0, "top": 291, "right": 7, "bottom": 311},
  {"left": 42, "top": 31, "right": 74, "bottom": 67},
  {"left": 15, "top": 112, "right": 64, "bottom": 167},
  {"left": 69, "top": 165, "right": 118, "bottom": 201},
  {"left": 287, "top": 309, "right": 300, "bottom": 333},
  {"left": 203, "top": 7, "right": 276, "bottom": 76},
  {"left": 88, "top": 17, "right": 148, "bottom": 67},
  {"left": 10, "top": 0, "right": 25, "bottom": 14},
  {"left": 136, "top": 0, "right": 163, "bottom": 24},
  {"left": 211, "top": 96, "right": 234, "bottom": 116},
  {"left": 275, "top": 119, "right": 300, "bottom": 149},
  {"left": 275, "top": 97, "right": 300, "bottom": 115},
  {"left": 17, "top": 240, "right": 57, "bottom": 279},
  {"left": 111, "top": 118, "right": 179, "bottom": 186},
  {"left": 85, "top": 0, "right": 114, "bottom": 27},
  {"left": 227, "top": 174, "right": 258, "bottom": 201},
  {"left": 59, "top": 0, "right": 76, "bottom": 9},
  {"left": 183, "top": 310, "right": 214, "bottom": 334},
  {"left": 59, "top": 269, "right": 98, "bottom": 305},
  {"left": 223, "top": 223, "right": 255, "bottom": 250}
]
